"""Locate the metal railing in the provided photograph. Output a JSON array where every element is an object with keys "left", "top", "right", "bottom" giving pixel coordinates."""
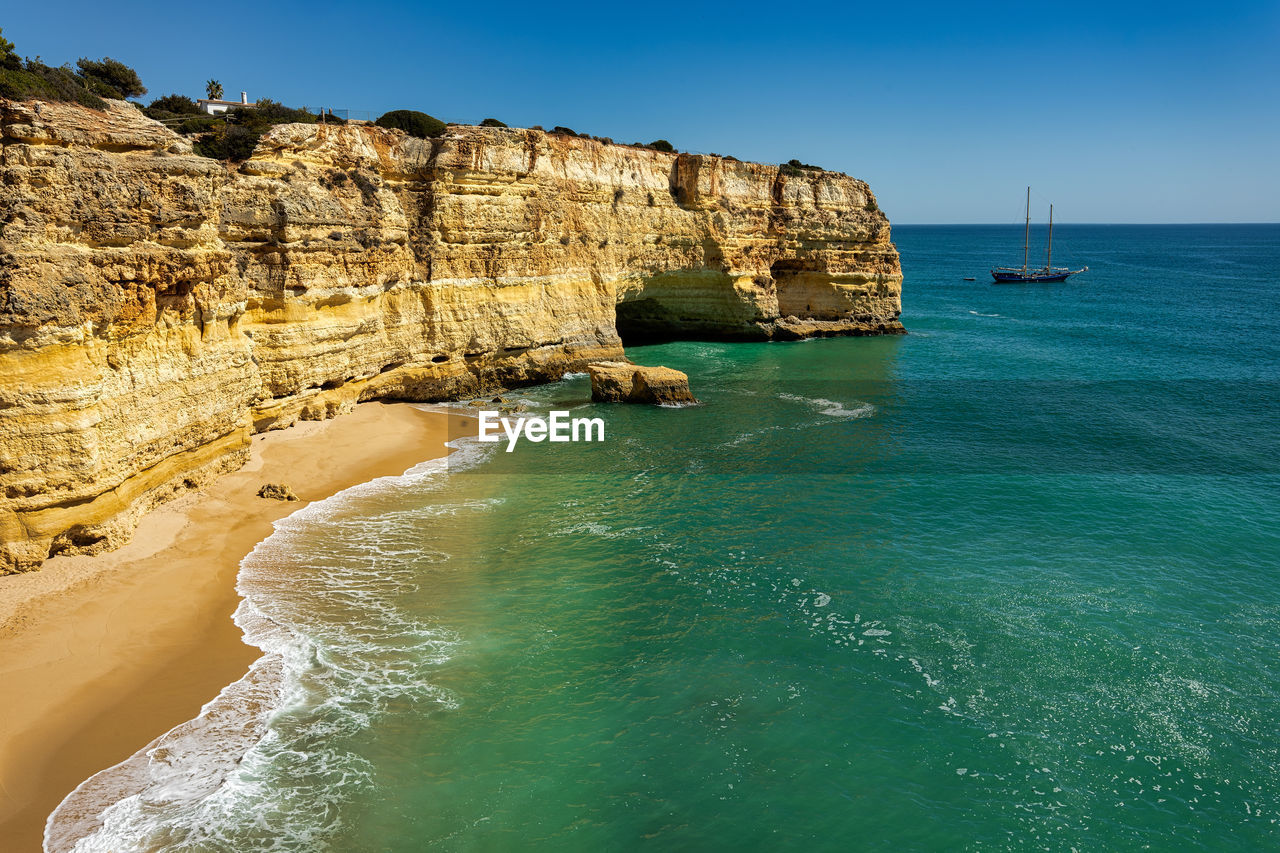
[{"left": 301, "top": 108, "right": 374, "bottom": 123}]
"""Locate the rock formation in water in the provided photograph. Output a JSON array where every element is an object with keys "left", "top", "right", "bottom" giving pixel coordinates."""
[
  {"left": 587, "top": 362, "right": 696, "bottom": 406},
  {"left": 0, "top": 98, "right": 902, "bottom": 572}
]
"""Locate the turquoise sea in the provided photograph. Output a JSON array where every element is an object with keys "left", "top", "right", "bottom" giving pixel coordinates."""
[{"left": 53, "top": 224, "right": 1280, "bottom": 851}]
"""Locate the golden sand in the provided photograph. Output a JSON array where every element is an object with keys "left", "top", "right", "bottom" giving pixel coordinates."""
[{"left": 0, "top": 402, "right": 474, "bottom": 851}]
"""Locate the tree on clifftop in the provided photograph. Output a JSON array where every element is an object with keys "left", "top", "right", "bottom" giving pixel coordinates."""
[
  {"left": 192, "top": 98, "right": 317, "bottom": 161},
  {"left": 76, "top": 57, "right": 146, "bottom": 99},
  {"left": 206, "top": 79, "right": 223, "bottom": 100},
  {"left": 147, "top": 93, "right": 201, "bottom": 115},
  {"left": 0, "top": 34, "right": 140, "bottom": 109},
  {"left": 0, "top": 29, "right": 20, "bottom": 71},
  {"left": 375, "top": 109, "right": 447, "bottom": 139}
]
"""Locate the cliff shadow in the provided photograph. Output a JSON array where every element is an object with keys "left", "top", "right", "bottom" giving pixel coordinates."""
[{"left": 614, "top": 297, "right": 685, "bottom": 345}]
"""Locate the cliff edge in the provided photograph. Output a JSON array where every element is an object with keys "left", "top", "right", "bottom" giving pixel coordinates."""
[{"left": 0, "top": 98, "right": 902, "bottom": 572}]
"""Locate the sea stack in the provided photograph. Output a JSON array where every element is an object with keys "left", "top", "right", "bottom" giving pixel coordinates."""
[{"left": 587, "top": 362, "right": 697, "bottom": 406}]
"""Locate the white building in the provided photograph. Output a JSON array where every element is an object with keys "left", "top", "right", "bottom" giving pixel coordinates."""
[{"left": 196, "top": 92, "right": 255, "bottom": 115}]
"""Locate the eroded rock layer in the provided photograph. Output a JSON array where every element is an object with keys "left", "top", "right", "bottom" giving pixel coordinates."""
[{"left": 0, "top": 99, "right": 902, "bottom": 572}]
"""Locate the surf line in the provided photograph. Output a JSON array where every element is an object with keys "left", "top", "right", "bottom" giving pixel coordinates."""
[{"left": 477, "top": 410, "right": 605, "bottom": 452}]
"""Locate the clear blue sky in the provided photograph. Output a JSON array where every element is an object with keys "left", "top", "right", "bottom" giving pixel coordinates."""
[{"left": 4, "top": 1, "right": 1277, "bottom": 223}]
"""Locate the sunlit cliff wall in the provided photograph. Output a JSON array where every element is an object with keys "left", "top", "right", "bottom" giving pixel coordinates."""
[{"left": 0, "top": 98, "right": 902, "bottom": 572}]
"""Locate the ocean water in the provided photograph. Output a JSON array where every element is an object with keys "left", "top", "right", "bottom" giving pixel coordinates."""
[{"left": 50, "top": 224, "right": 1280, "bottom": 852}]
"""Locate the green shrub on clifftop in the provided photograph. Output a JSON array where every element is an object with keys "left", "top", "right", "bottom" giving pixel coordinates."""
[
  {"left": 780, "top": 158, "right": 822, "bottom": 177},
  {"left": 194, "top": 124, "right": 260, "bottom": 161},
  {"left": 0, "top": 60, "right": 106, "bottom": 109},
  {"left": 75, "top": 57, "right": 146, "bottom": 99},
  {"left": 375, "top": 109, "right": 447, "bottom": 139},
  {"left": 0, "top": 32, "right": 147, "bottom": 110},
  {"left": 143, "top": 94, "right": 207, "bottom": 127},
  {"left": 0, "top": 29, "right": 19, "bottom": 71},
  {"left": 191, "top": 98, "right": 317, "bottom": 161},
  {"left": 147, "top": 93, "right": 201, "bottom": 115},
  {"left": 242, "top": 98, "right": 316, "bottom": 127}
]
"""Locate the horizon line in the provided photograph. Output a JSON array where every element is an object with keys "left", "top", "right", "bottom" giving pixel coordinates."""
[{"left": 892, "top": 221, "right": 1279, "bottom": 227}]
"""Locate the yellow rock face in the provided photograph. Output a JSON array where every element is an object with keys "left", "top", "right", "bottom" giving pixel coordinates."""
[
  {"left": 0, "top": 99, "right": 902, "bottom": 572},
  {"left": 587, "top": 362, "right": 697, "bottom": 406}
]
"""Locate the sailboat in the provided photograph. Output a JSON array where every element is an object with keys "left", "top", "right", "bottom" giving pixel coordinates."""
[{"left": 991, "top": 187, "right": 1088, "bottom": 283}]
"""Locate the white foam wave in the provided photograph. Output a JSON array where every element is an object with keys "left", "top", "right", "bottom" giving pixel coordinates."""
[
  {"left": 721, "top": 425, "right": 785, "bottom": 448},
  {"left": 46, "top": 436, "right": 495, "bottom": 852},
  {"left": 550, "top": 521, "right": 650, "bottom": 540},
  {"left": 778, "top": 393, "right": 876, "bottom": 419}
]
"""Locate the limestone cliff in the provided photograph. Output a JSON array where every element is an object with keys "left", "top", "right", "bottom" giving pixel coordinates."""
[{"left": 0, "top": 98, "right": 902, "bottom": 572}]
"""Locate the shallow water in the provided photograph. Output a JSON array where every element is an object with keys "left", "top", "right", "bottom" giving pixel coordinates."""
[{"left": 54, "top": 224, "right": 1280, "bottom": 851}]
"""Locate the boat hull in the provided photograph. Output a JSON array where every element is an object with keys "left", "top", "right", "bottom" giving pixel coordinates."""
[{"left": 991, "top": 268, "right": 1083, "bottom": 283}]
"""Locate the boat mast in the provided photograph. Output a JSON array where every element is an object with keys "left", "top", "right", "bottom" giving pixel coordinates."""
[
  {"left": 1022, "top": 186, "right": 1030, "bottom": 271},
  {"left": 1046, "top": 204, "right": 1053, "bottom": 270}
]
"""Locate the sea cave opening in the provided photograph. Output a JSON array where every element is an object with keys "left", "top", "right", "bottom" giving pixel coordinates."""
[{"left": 614, "top": 298, "right": 683, "bottom": 345}]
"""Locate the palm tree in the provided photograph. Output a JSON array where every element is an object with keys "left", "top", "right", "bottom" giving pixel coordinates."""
[{"left": 205, "top": 79, "right": 223, "bottom": 100}]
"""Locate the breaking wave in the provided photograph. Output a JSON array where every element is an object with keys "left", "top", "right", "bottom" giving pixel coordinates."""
[
  {"left": 46, "top": 438, "right": 495, "bottom": 853},
  {"left": 778, "top": 393, "right": 876, "bottom": 419}
]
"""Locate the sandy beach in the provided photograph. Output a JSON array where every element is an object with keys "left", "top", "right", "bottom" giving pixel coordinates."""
[{"left": 0, "top": 402, "right": 473, "bottom": 852}]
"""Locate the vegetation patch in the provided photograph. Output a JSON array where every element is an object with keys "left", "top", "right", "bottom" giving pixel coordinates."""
[
  {"left": 74, "top": 57, "right": 145, "bottom": 99},
  {"left": 780, "top": 158, "right": 823, "bottom": 177},
  {"left": 192, "top": 99, "right": 316, "bottom": 161},
  {"left": 625, "top": 139, "right": 677, "bottom": 153},
  {"left": 541, "top": 125, "right": 616, "bottom": 146},
  {"left": 143, "top": 94, "right": 221, "bottom": 134},
  {"left": 145, "top": 93, "right": 200, "bottom": 115},
  {"left": 193, "top": 125, "right": 259, "bottom": 161},
  {"left": 375, "top": 109, "right": 446, "bottom": 139},
  {"left": 0, "top": 29, "right": 144, "bottom": 110}
]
